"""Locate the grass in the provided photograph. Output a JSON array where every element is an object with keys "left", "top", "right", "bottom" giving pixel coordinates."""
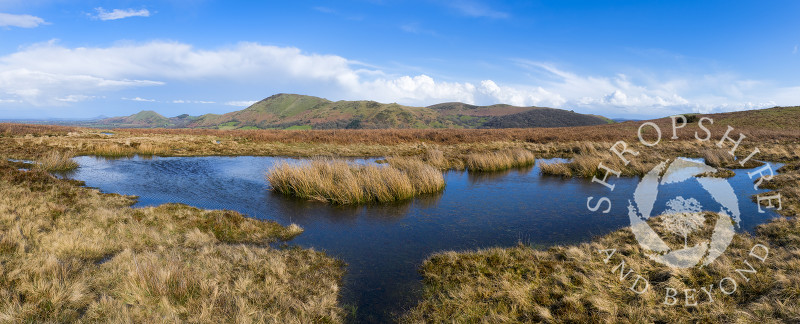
[
  {"left": 540, "top": 152, "right": 651, "bottom": 178},
  {"left": 0, "top": 158, "right": 344, "bottom": 322},
  {"left": 403, "top": 141, "right": 800, "bottom": 322},
  {"left": 0, "top": 106, "right": 798, "bottom": 322},
  {"left": 267, "top": 158, "right": 444, "bottom": 204},
  {"left": 401, "top": 216, "right": 800, "bottom": 323},
  {"left": 35, "top": 150, "right": 78, "bottom": 171},
  {"left": 464, "top": 149, "right": 536, "bottom": 172}
]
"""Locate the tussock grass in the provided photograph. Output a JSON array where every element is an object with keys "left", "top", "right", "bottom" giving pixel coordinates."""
[
  {"left": 0, "top": 159, "right": 343, "bottom": 323},
  {"left": 703, "top": 147, "right": 763, "bottom": 169},
  {"left": 35, "top": 150, "right": 78, "bottom": 171},
  {"left": 464, "top": 149, "right": 536, "bottom": 172},
  {"left": 267, "top": 158, "right": 444, "bottom": 204},
  {"left": 405, "top": 155, "right": 800, "bottom": 322},
  {"left": 402, "top": 216, "right": 800, "bottom": 323},
  {"left": 540, "top": 152, "right": 651, "bottom": 178}
]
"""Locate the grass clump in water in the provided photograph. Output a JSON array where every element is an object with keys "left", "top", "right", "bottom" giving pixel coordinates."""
[
  {"left": 35, "top": 150, "right": 78, "bottom": 171},
  {"left": 267, "top": 158, "right": 444, "bottom": 205},
  {"left": 464, "top": 149, "right": 535, "bottom": 172}
]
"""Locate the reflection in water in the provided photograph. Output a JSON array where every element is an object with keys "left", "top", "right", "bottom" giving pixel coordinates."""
[
  {"left": 466, "top": 165, "right": 534, "bottom": 184},
  {"left": 67, "top": 156, "right": 780, "bottom": 323}
]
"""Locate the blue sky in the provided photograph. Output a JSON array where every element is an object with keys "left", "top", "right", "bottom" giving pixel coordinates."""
[{"left": 0, "top": 0, "right": 798, "bottom": 119}]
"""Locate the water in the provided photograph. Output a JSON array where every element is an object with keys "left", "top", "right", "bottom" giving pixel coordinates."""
[{"left": 67, "top": 156, "right": 781, "bottom": 323}]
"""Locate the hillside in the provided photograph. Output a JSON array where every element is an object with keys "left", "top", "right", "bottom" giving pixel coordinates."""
[
  {"left": 707, "top": 106, "right": 800, "bottom": 130},
  {"left": 96, "top": 110, "right": 172, "bottom": 127},
  {"left": 481, "top": 107, "right": 613, "bottom": 128},
  {"left": 94, "top": 94, "right": 613, "bottom": 130}
]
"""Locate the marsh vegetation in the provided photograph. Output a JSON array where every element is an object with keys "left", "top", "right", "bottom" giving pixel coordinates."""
[
  {"left": 267, "top": 158, "right": 445, "bottom": 204},
  {"left": 0, "top": 105, "right": 798, "bottom": 323},
  {"left": 0, "top": 159, "right": 343, "bottom": 322}
]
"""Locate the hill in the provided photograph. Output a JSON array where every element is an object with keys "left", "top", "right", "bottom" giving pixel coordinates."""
[
  {"left": 96, "top": 110, "right": 172, "bottom": 127},
  {"left": 94, "top": 94, "right": 613, "bottom": 130},
  {"left": 481, "top": 107, "right": 613, "bottom": 128}
]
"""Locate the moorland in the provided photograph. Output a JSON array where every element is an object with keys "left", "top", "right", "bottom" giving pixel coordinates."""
[{"left": 0, "top": 105, "right": 798, "bottom": 322}]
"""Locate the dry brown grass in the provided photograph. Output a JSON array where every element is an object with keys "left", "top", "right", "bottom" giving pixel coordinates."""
[
  {"left": 0, "top": 110, "right": 796, "bottom": 322},
  {"left": 540, "top": 151, "right": 653, "bottom": 178},
  {"left": 267, "top": 158, "right": 445, "bottom": 204},
  {"left": 464, "top": 149, "right": 536, "bottom": 172},
  {"left": 0, "top": 159, "right": 344, "bottom": 323},
  {"left": 116, "top": 116, "right": 800, "bottom": 145},
  {"left": 402, "top": 216, "right": 800, "bottom": 323},
  {"left": 35, "top": 150, "right": 78, "bottom": 171}
]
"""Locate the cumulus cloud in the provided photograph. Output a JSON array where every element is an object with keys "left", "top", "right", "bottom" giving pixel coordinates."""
[
  {"left": 0, "top": 12, "right": 47, "bottom": 28},
  {"left": 0, "top": 40, "right": 790, "bottom": 116},
  {"left": 94, "top": 8, "right": 150, "bottom": 21}
]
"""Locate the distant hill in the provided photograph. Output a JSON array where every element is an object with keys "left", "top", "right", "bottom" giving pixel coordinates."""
[
  {"left": 93, "top": 93, "right": 614, "bottom": 130},
  {"left": 482, "top": 108, "right": 613, "bottom": 128},
  {"left": 98, "top": 110, "right": 172, "bottom": 127}
]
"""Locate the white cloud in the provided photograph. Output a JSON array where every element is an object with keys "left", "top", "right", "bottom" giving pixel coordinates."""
[
  {"left": 122, "top": 97, "right": 156, "bottom": 102},
  {"left": 0, "top": 67, "right": 162, "bottom": 105},
  {"left": 57, "top": 94, "right": 94, "bottom": 102},
  {"left": 225, "top": 100, "right": 257, "bottom": 107},
  {"left": 0, "top": 12, "right": 47, "bottom": 28},
  {"left": 794, "top": 45, "right": 798, "bottom": 55},
  {"left": 0, "top": 40, "right": 792, "bottom": 117},
  {"left": 94, "top": 8, "right": 150, "bottom": 21}
]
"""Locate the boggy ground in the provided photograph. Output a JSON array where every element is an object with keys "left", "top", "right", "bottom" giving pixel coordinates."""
[
  {"left": 401, "top": 141, "right": 800, "bottom": 321},
  {"left": 1, "top": 108, "right": 799, "bottom": 323},
  {"left": 0, "top": 159, "right": 344, "bottom": 323}
]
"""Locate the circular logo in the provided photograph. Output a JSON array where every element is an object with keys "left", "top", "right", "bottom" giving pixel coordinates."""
[{"left": 627, "top": 157, "right": 740, "bottom": 269}]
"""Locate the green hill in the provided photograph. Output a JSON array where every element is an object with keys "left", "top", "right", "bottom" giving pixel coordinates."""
[
  {"left": 97, "top": 110, "right": 172, "bottom": 127},
  {"left": 95, "top": 94, "right": 613, "bottom": 130}
]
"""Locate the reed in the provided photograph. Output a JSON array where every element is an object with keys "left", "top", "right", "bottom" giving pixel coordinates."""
[
  {"left": 464, "top": 149, "right": 536, "bottom": 172},
  {"left": 267, "top": 158, "right": 444, "bottom": 204},
  {"left": 35, "top": 150, "right": 78, "bottom": 171}
]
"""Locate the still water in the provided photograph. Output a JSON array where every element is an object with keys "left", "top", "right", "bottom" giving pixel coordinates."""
[{"left": 67, "top": 156, "right": 780, "bottom": 323}]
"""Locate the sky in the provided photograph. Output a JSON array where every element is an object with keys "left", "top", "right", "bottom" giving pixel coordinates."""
[{"left": 0, "top": 0, "right": 798, "bottom": 119}]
